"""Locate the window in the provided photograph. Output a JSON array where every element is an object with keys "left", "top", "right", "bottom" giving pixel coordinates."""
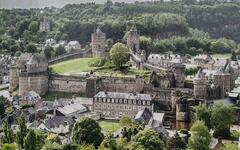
[
  {"left": 124, "top": 99, "right": 127, "bottom": 104},
  {"left": 138, "top": 100, "right": 141, "bottom": 105},
  {"left": 133, "top": 100, "right": 136, "bottom": 104},
  {"left": 119, "top": 99, "right": 122, "bottom": 103},
  {"left": 147, "top": 101, "right": 150, "bottom": 105}
]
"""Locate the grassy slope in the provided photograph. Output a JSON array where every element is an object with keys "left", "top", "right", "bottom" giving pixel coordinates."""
[
  {"left": 50, "top": 57, "right": 98, "bottom": 75},
  {"left": 50, "top": 57, "right": 151, "bottom": 78}
]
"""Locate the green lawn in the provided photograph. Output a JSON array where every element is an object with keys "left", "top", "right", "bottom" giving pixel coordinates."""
[
  {"left": 43, "top": 91, "right": 82, "bottom": 101},
  {"left": 211, "top": 53, "right": 232, "bottom": 59},
  {"left": 50, "top": 57, "right": 151, "bottom": 79},
  {"left": 99, "top": 120, "right": 121, "bottom": 132},
  {"left": 224, "top": 143, "right": 238, "bottom": 150},
  {"left": 50, "top": 57, "right": 98, "bottom": 75}
]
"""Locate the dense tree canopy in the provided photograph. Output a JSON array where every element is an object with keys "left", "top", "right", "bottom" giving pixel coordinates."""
[
  {"left": 72, "top": 117, "right": 104, "bottom": 147},
  {"left": 188, "top": 120, "right": 211, "bottom": 150},
  {"left": 110, "top": 43, "right": 129, "bottom": 68}
]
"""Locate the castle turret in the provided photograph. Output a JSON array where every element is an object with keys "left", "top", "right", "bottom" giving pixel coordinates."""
[
  {"left": 127, "top": 25, "right": 139, "bottom": 54},
  {"left": 172, "top": 63, "right": 186, "bottom": 88},
  {"left": 91, "top": 28, "right": 106, "bottom": 57},
  {"left": 193, "top": 69, "right": 207, "bottom": 100}
]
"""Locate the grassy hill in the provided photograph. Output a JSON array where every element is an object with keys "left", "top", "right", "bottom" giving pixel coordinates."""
[
  {"left": 49, "top": 57, "right": 151, "bottom": 79},
  {"left": 50, "top": 57, "right": 98, "bottom": 75}
]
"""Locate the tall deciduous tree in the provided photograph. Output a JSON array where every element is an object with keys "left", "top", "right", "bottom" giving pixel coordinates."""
[
  {"left": 110, "top": 43, "right": 129, "bottom": 69},
  {"left": 26, "top": 43, "right": 37, "bottom": 53},
  {"left": 100, "top": 133, "right": 117, "bottom": 150},
  {"left": 17, "top": 113, "right": 27, "bottom": 149},
  {"left": 130, "top": 129, "right": 165, "bottom": 150},
  {"left": 0, "top": 96, "right": 5, "bottom": 116},
  {"left": 24, "top": 129, "right": 37, "bottom": 150},
  {"left": 3, "top": 122, "right": 14, "bottom": 143},
  {"left": 71, "top": 117, "right": 104, "bottom": 147},
  {"left": 196, "top": 103, "right": 211, "bottom": 129},
  {"left": 211, "top": 104, "right": 234, "bottom": 138},
  {"left": 188, "top": 120, "right": 211, "bottom": 150}
]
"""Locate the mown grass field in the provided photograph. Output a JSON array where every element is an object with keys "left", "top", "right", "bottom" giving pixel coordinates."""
[
  {"left": 99, "top": 120, "right": 121, "bottom": 132},
  {"left": 50, "top": 57, "right": 151, "bottom": 79},
  {"left": 50, "top": 57, "right": 98, "bottom": 75}
]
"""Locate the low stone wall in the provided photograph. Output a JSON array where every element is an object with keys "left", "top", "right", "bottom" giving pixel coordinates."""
[{"left": 48, "top": 50, "right": 91, "bottom": 65}]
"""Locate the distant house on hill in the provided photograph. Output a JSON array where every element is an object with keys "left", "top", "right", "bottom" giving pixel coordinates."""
[{"left": 65, "top": 41, "right": 81, "bottom": 52}]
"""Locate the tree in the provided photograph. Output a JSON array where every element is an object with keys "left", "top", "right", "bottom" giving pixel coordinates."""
[
  {"left": 44, "top": 46, "right": 54, "bottom": 59},
  {"left": 231, "top": 51, "right": 237, "bottom": 61},
  {"left": 26, "top": 43, "right": 37, "bottom": 53},
  {"left": 188, "top": 120, "right": 211, "bottom": 150},
  {"left": 110, "top": 43, "right": 129, "bottom": 69},
  {"left": 100, "top": 133, "right": 117, "bottom": 150},
  {"left": 24, "top": 129, "right": 37, "bottom": 150},
  {"left": 28, "top": 21, "right": 39, "bottom": 33},
  {"left": 211, "top": 104, "right": 234, "bottom": 138},
  {"left": 129, "top": 129, "right": 165, "bottom": 150},
  {"left": 0, "top": 96, "right": 5, "bottom": 116},
  {"left": 17, "top": 113, "right": 27, "bottom": 149},
  {"left": 2, "top": 143, "right": 18, "bottom": 150},
  {"left": 196, "top": 103, "right": 211, "bottom": 129},
  {"left": 55, "top": 46, "right": 66, "bottom": 56},
  {"left": 167, "top": 132, "right": 186, "bottom": 150},
  {"left": 3, "top": 122, "right": 14, "bottom": 143},
  {"left": 71, "top": 117, "right": 104, "bottom": 147},
  {"left": 120, "top": 114, "right": 132, "bottom": 127}
]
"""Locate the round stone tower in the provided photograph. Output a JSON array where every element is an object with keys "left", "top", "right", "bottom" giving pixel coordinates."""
[
  {"left": 91, "top": 27, "right": 106, "bottom": 57},
  {"left": 127, "top": 25, "right": 139, "bottom": 54},
  {"left": 193, "top": 69, "right": 207, "bottom": 100},
  {"left": 172, "top": 63, "right": 186, "bottom": 88}
]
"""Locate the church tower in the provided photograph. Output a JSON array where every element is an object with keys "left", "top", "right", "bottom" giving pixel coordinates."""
[
  {"left": 91, "top": 28, "right": 106, "bottom": 57},
  {"left": 127, "top": 25, "right": 140, "bottom": 54}
]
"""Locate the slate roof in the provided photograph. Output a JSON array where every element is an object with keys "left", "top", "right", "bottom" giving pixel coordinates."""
[
  {"left": 94, "top": 91, "right": 152, "bottom": 101},
  {"left": 44, "top": 116, "right": 75, "bottom": 129},
  {"left": 27, "top": 53, "right": 48, "bottom": 65}
]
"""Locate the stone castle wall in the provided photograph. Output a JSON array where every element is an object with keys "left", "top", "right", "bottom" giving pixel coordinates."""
[
  {"left": 19, "top": 73, "right": 49, "bottom": 96},
  {"left": 49, "top": 74, "right": 87, "bottom": 94},
  {"left": 49, "top": 75, "right": 145, "bottom": 97}
]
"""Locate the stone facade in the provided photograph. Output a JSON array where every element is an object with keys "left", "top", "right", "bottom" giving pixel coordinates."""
[
  {"left": 93, "top": 91, "right": 153, "bottom": 119},
  {"left": 193, "top": 69, "right": 208, "bottom": 100},
  {"left": 49, "top": 75, "right": 87, "bottom": 94},
  {"left": 91, "top": 28, "right": 106, "bottom": 57},
  {"left": 172, "top": 63, "right": 186, "bottom": 88},
  {"left": 19, "top": 73, "right": 49, "bottom": 96}
]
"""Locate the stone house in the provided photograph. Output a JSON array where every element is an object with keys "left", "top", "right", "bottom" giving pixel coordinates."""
[
  {"left": 93, "top": 91, "right": 153, "bottom": 119},
  {"left": 18, "top": 90, "right": 41, "bottom": 106},
  {"left": 65, "top": 41, "right": 81, "bottom": 52}
]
